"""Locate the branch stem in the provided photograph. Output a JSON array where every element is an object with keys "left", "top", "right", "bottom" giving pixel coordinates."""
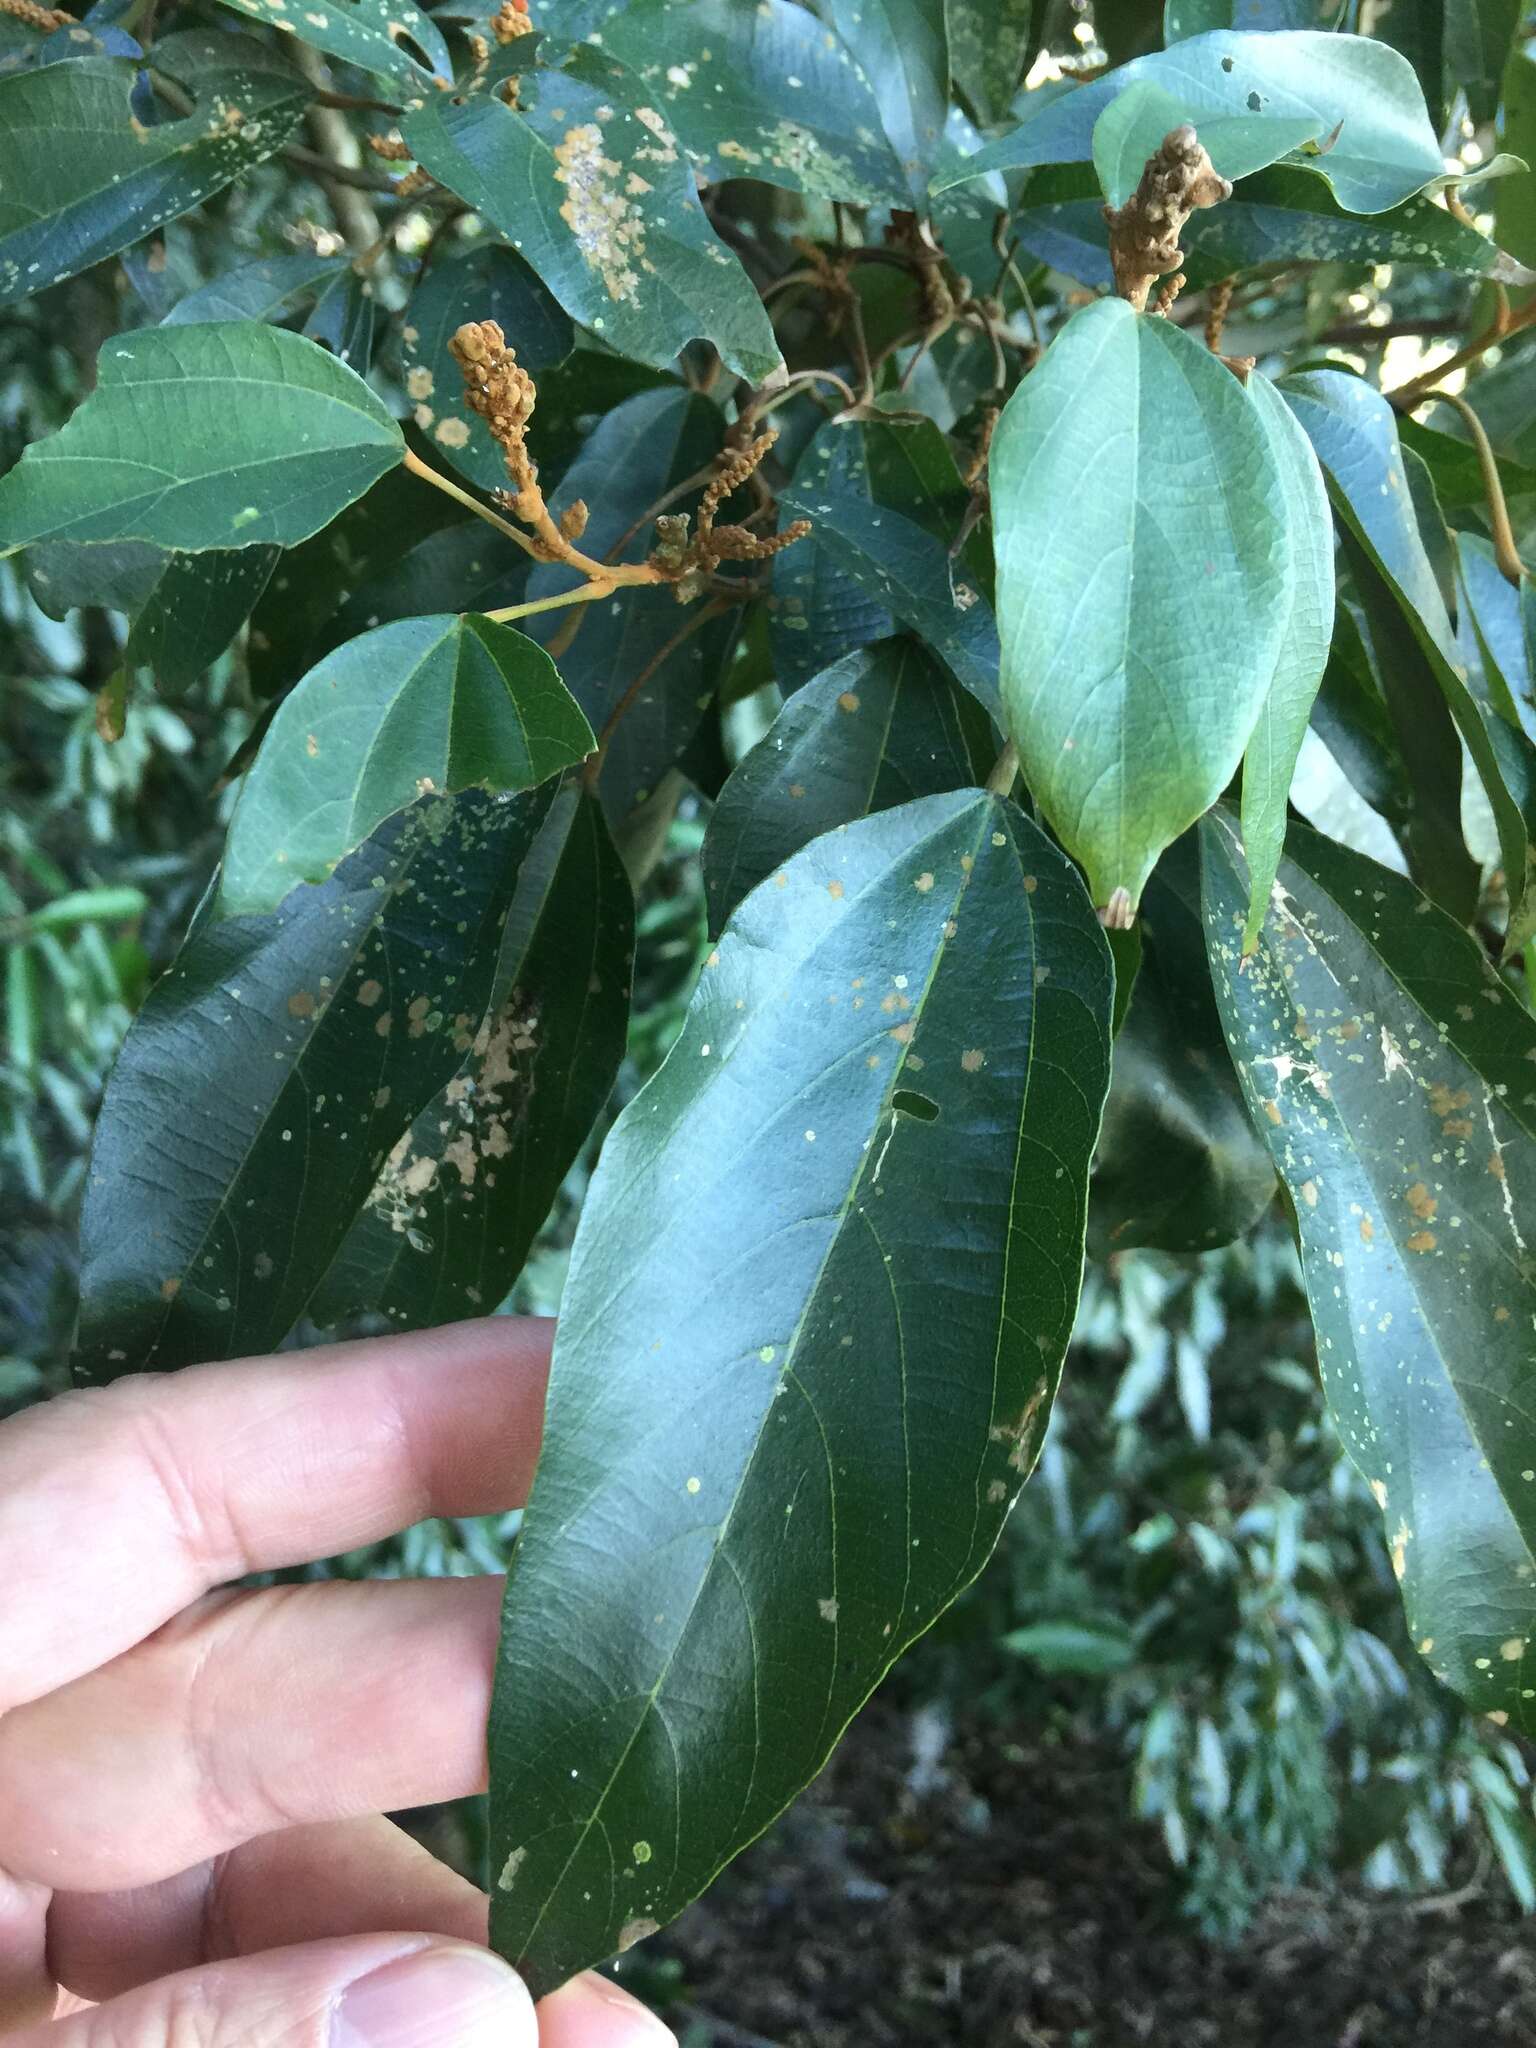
[
  {"left": 1409, "top": 388, "right": 1526, "bottom": 583},
  {"left": 401, "top": 446, "right": 544, "bottom": 558}
]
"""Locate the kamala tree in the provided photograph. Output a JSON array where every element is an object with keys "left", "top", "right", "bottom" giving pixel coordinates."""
[{"left": 5, "top": 0, "right": 1536, "bottom": 1995}]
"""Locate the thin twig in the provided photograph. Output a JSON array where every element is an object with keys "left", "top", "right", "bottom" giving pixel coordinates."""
[
  {"left": 1388, "top": 298, "right": 1536, "bottom": 409},
  {"left": 1406, "top": 388, "right": 1526, "bottom": 582},
  {"left": 484, "top": 582, "right": 615, "bottom": 626},
  {"left": 282, "top": 143, "right": 400, "bottom": 197}
]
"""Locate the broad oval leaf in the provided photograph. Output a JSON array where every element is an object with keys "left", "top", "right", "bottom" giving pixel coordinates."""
[
  {"left": 827, "top": 0, "right": 948, "bottom": 202},
  {"left": 991, "top": 296, "right": 1291, "bottom": 919},
  {"left": 207, "top": 0, "right": 451, "bottom": 93},
  {"left": 537, "top": 0, "right": 907, "bottom": 205},
  {"left": 489, "top": 787, "right": 1113, "bottom": 1993},
  {"left": 0, "top": 323, "right": 404, "bottom": 553},
  {"left": 943, "top": 31, "right": 1453, "bottom": 216},
  {"left": 401, "top": 45, "right": 781, "bottom": 383},
  {"left": 312, "top": 784, "right": 633, "bottom": 1330},
  {"left": 1238, "top": 372, "right": 1335, "bottom": 949},
  {"left": 1092, "top": 77, "right": 1322, "bottom": 208},
  {"left": 161, "top": 250, "right": 348, "bottom": 328},
  {"left": 702, "top": 637, "right": 992, "bottom": 934},
  {"left": 0, "top": 32, "right": 308, "bottom": 306},
  {"left": 75, "top": 786, "right": 558, "bottom": 1381},
  {"left": 1202, "top": 810, "right": 1536, "bottom": 1732},
  {"left": 220, "top": 614, "right": 595, "bottom": 917}
]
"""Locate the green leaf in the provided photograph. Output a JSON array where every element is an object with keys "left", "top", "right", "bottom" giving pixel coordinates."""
[
  {"left": 207, "top": 0, "right": 451, "bottom": 94},
  {"left": 771, "top": 423, "right": 894, "bottom": 693},
  {"left": 1000, "top": 1617, "right": 1136, "bottom": 1675},
  {"left": 0, "top": 31, "right": 309, "bottom": 306},
  {"left": 943, "top": 31, "right": 1459, "bottom": 216},
  {"left": 305, "top": 267, "right": 376, "bottom": 377},
  {"left": 1284, "top": 369, "right": 1536, "bottom": 944},
  {"left": 1458, "top": 529, "right": 1536, "bottom": 741},
  {"left": 781, "top": 421, "right": 1001, "bottom": 719},
  {"left": 991, "top": 296, "right": 1291, "bottom": 919},
  {"left": 124, "top": 547, "right": 281, "bottom": 694},
  {"left": 74, "top": 786, "right": 558, "bottom": 1381},
  {"left": 828, "top": 0, "right": 948, "bottom": 202},
  {"left": 947, "top": 0, "right": 1042, "bottom": 127},
  {"left": 220, "top": 614, "right": 595, "bottom": 918},
  {"left": 1444, "top": 0, "right": 1522, "bottom": 123},
  {"left": 1238, "top": 372, "right": 1335, "bottom": 950},
  {"left": 1092, "top": 77, "right": 1322, "bottom": 210},
  {"left": 1497, "top": 51, "right": 1536, "bottom": 273},
  {"left": 162, "top": 251, "right": 349, "bottom": 327},
  {"left": 1165, "top": 0, "right": 1348, "bottom": 33},
  {"left": 1202, "top": 809, "right": 1536, "bottom": 1735},
  {"left": 312, "top": 783, "right": 632, "bottom": 1331},
  {"left": 524, "top": 387, "right": 736, "bottom": 820},
  {"left": 488, "top": 788, "right": 1113, "bottom": 1993},
  {"left": 401, "top": 240, "right": 574, "bottom": 495},
  {"left": 702, "top": 637, "right": 992, "bottom": 935},
  {"left": 539, "top": 0, "right": 907, "bottom": 205},
  {"left": 0, "top": 322, "right": 404, "bottom": 554},
  {"left": 1091, "top": 835, "right": 1275, "bottom": 1254},
  {"left": 401, "top": 45, "right": 782, "bottom": 383}
]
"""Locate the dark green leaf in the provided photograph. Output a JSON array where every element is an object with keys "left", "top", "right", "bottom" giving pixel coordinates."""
[
  {"left": 781, "top": 420, "right": 1000, "bottom": 719},
  {"left": 1165, "top": 0, "right": 1348, "bottom": 32},
  {"left": 0, "top": 31, "right": 308, "bottom": 306},
  {"left": 312, "top": 784, "right": 632, "bottom": 1330},
  {"left": 124, "top": 547, "right": 280, "bottom": 694},
  {"left": 524, "top": 387, "right": 736, "bottom": 821},
  {"left": 74, "top": 786, "right": 558, "bottom": 1380},
  {"left": 771, "top": 422, "right": 894, "bottom": 693},
  {"left": 1499, "top": 53, "right": 1536, "bottom": 274},
  {"left": 1457, "top": 529, "right": 1536, "bottom": 741},
  {"left": 401, "top": 240, "right": 574, "bottom": 495},
  {"left": 0, "top": 322, "right": 404, "bottom": 553},
  {"left": 828, "top": 0, "right": 948, "bottom": 202},
  {"left": 220, "top": 614, "right": 594, "bottom": 917},
  {"left": 944, "top": 31, "right": 1474, "bottom": 216},
  {"left": 1285, "top": 369, "right": 1536, "bottom": 943},
  {"left": 401, "top": 45, "right": 781, "bottom": 383},
  {"left": 1091, "top": 835, "right": 1275, "bottom": 1254},
  {"left": 947, "top": 0, "right": 1042, "bottom": 126},
  {"left": 992, "top": 297, "right": 1292, "bottom": 918},
  {"left": 489, "top": 788, "right": 1113, "bottom": 1993},
  {"left": 539, "top": 0, "right": 907, "bottom": 205},
  {"left": 702, "top": 637, "right": 992, "bottom": 934},
  {"left": 1202, "top": 809, "right": 1536, "bottom": 1734},
  {"left": 162, "top": 251, "right": 348, "bottom": 327},
  {"left": 208, "top": 0, "right": 451, "bottom": 94},
  {"left": 1444, "top": 0, "right": 1522, "bottom": 123},
  {"left": 305, "top": 267, "right": 376, "bottom": 377},
  {"left": 1239, "top": 372, "right": 1335, "bottom": 950},
  {"left": 327, "top": 522, "right": 532, "bottom": 651}
]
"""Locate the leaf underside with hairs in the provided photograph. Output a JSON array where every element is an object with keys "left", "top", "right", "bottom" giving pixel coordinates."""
[{"left": 489, "top": 787, "right": 1113, "bottom": 1995}]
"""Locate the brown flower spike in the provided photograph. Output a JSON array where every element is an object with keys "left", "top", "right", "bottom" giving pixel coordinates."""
[{"left": 1104, "top": 125, "right": 1231, "bottom": 314}]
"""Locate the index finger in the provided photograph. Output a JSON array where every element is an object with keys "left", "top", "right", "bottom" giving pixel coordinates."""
[{"left": 0, "top": 1315, "right": 550, "bottom": 1715}]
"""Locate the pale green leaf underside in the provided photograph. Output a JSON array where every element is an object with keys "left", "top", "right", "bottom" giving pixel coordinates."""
[
  {"left": 220, "top": 614, "right": 595, "bottom": 917},
  {"left": 1092, "top": 76, "right": 1322, "bottom": 209},
  {"left": 489, "top": 788, "right": 1113, "bottom": 1994},
  {"left": 1203, "top": 811, "right": 1536, "bottom": 1732},
  {"left": 0, "top": 33, "right": 308, "bottom": 306},
  {"left": 942, "top": 30, "right": 1450, "bottom": 216},
  {"left": 0, "top": 322, "right": 404, "bottom": 554},
  {"left": 1238, "top": 373, "right": 1336, "bottom": 949},
  {"left": 990, "top": 296, "right": 1290, "bottom": 916}
]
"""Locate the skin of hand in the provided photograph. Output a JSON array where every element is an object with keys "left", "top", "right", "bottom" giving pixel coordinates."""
[{"left": 0, "top": 1317, "right": 677, "bottom": 2048}]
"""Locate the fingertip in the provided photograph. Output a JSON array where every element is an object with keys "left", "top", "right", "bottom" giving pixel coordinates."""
[
  {"left": 537, "top": 1971, "right": 677, "bottom": 2047},
  {"left": 333, "top": 1940, "right": 537, "bottom": 2047}
]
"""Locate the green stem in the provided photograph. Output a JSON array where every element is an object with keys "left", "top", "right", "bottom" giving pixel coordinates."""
[
  {"left": 484, "top": 582, "right": 615, "bottom": 626},
  {"left": 985, "top": 740, "right": 1019, "bottom": 799}
]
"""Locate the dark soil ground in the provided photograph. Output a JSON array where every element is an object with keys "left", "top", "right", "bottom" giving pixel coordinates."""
[{"left": 629, "top": 1704, "right": 1536, "bottom": 2048}]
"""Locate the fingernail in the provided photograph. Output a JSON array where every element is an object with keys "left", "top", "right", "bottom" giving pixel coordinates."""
[
  {"left": 539, "top": 1973, "right": 677, "bottom": 2044},
  {"left": 334, "top": 1943, "right": 535, "bottom": 2048}
]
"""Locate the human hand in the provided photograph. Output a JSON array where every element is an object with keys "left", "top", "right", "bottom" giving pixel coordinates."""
[{"left": 0, "top": 1318, "right": 675, "bottom": 2048}]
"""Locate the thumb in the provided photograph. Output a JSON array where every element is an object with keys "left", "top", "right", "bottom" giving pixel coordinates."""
[{"left": 21, "top": 1935, "right": 537, "bottom": 2048}]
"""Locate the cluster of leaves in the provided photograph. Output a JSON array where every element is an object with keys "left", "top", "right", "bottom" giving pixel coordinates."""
[{"left": 7, "top": 0, "right": 1536, "bottom": 1999}]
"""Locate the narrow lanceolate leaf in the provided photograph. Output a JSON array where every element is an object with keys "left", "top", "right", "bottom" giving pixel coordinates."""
[
  {"left": 74, "top": 787, "right": 558, "bottom": 1382},
  {"left": 1202, "top": 810, "right": 1536, "bottom": 1733},
  {"left": 828, "top": 0, "right": 948, "bottom": 201},
  {"left": 220, "top": 615, "right": 594, "bottom": 918},
  {"left": 401, "top": 46, "right": 781, "bottom": 383},
  {"left": 311, "top": 785, "right": 633, "bottom": 1331},
  {"left": 702, "top": 638, "right": 992, "bottom": 935},
  {"left": 0, "top": 323, "right": 404, "bottom": 554},
  {"left": 538, "top": 0, "right": 907, "bottom": 205},
  {"left": 1091, "top": 834, "right": 1275, "bottom": 1254},
  {"left": 1285, "top": 369, "right": 1536, "bottom": 946},
  {"left": 991, "top": 296, "right": 1290, "bottom": 920},
  {"left": 942, "top": 31, "right": 1459, "bottom": 216},
  {"left": 0, "top": 32, "right": 308, "bottom": 305},
  {"left": 1239, "top": 374, "right": 1335, "bottom": 950},
  {"left": 207, "top": 0, "right": 450, "bottom": 94},
  {"left": 489, "top": 789, "right": 1114, "bottom": 1994}
]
